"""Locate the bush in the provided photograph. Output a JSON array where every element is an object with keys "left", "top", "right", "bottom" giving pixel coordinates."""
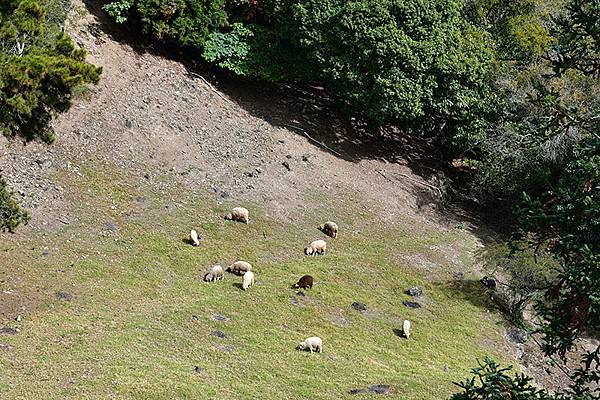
[
  {"left": 450, "top": 357, "right": 555, "bottom": 400},
  {"left": 0, "top": 180, "right": 29, "bottom": 233},
  {"left": 104, "top": 0, "right": 227, "bottom": 48},
  {"left": 0, "top": 0, "right": 102, "bottom": 143},
  {"left": 260, "top": 0, "right": 495, "bottom": 143},
  {"left": 478, "top": 242, "right": 557, "bottom": 322},
  {"left": 202, "top": 22, "right": 292, "bottom": 81}
]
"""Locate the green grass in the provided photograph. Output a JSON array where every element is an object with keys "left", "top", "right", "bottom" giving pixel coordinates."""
[{"left": 0, "top": 160, "right": 511, "bottom": 399}]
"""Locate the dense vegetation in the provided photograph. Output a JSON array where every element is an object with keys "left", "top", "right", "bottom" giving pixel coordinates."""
[{"left": 0, "top": 0, "right": 101, "bottom": 229}]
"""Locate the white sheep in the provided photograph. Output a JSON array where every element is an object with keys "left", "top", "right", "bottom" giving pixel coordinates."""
[
  {"left": 304, "top": 240, "right": 327, "bottom": 256},
  {"left": 242, "top": 271, "right": 255, "bottom": 290},
  {"left": 298, "top": 336, "right": 323, "bottom": 353},
  {"left": 204, "top": 265, "right": 224, "bottom": 282},
  {"left": 227, "top": 261, "right": 253, "bottom": 275},
  {"left": 224, "top": 207, "right": 249, "bottom": 224},
  {"left": 319, "top": 221, "right": 338, "bottom": 238},
  {"left": 190, "top": 229, "right": 200, "bottom": 246},
  {"left": 403, "top": 320, "right": 411, "bottom": 339}
]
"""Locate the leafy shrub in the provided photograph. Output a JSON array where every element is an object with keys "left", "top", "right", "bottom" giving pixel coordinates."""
[
  {"left": 103, "top": 0, "right": 227, "bottom": 48},
  {"left": 0, "top": 180, "right": 29, "bottom": 233},
  {"left": 202, "top": 22, "right": 306, "bottom": 81},
  {"left": 478, "top": 242, "right": 557, "bottom": 322},
  {"left": 261, "top": 0, "right": 495, "bottom": 142},
  {"left": 450, "top": 357, "right": 554, "bottom": 400},
  {"left": 517, "top": 137, "right": 600, "bottom": 356},
  {"left": 0, "top": 0, "right": 102, "bottom": 143}
]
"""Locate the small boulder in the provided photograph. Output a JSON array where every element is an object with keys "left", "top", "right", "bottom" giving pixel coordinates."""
[
  {"left": 56, "top": 291, "right": 73, "bottom": 301},
  {"left": 351, "top": 302, "right": 366, "bottom": 312},
  {"left": 211, "top": 330, "right": 227, "bottom": 339},
  {"left": 402, "top": 300, "right": 421, "bottom": 309},
  {"left": 350, "top": 385, "right": 393, "bottom": 395},
  {"left": 406, "top": 286, "right": 423, "bottom": 297},
  {"left": 211, "top": 314, "right": 228, "bottom": 322},
  {"left": 0, "top": 327, "right": 18, "bottom": 335}
]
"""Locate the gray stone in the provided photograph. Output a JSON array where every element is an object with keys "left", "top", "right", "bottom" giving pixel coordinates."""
[
  {"left": 211, "top": 314, "right": 228, "bottom": 322},
  {"left": 104, "top": 220, "right": 118, "bottom": 232},
  {"left": 211, "top": 330, "right": 227, "bottom": 339},
  {"left": 406, "top": 286, "right": 423, "bottom": 297},
  {"left": 351, "top": 302, "right": 367, "bottom": 312},
  {"left": 56, "top": 291, "right": 73, "bottom": 301},
  {"left": 350, "top": 385, "right": 392, "bottom": 395},
  {"left": 0, "top": 327, "right": 18, "bottom": 335},
  {"left": 402, "top": 300, "right": 421, "bottom": 309}
]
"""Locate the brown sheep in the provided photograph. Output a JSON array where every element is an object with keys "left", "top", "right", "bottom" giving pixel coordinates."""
[{"left": 294, "top": 275, "right": 314, "bottom": 289}]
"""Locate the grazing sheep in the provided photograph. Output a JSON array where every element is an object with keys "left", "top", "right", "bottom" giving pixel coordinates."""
[
  {"left": 294, "top": 275, "right": 314, "bottom": 290},
  {"left": 242, "top": 271, "right": 255, "bottom": 290},
  {"left": 304, "top": 240, "right": 327, "bottom": 256},
  {"left": 226, "top": 261, "right": 253, "bottom": 276},
  {"left": 319, "top": 221, "right": 338, "bottom": 238},
  {"left": 298, "top": 336, "right": 323, "bottom": 353},
  {"left": 224, "top": 207, "right": 249, "bottom": 224},
  {"left": 403, "top": 320, "right": 411, "bottom": 339},
  {"left": 190, "top": 229, "right": 200, "bottom": 246},
  {"left": 204, "top": 265, "right": 224, "bottom": 282}
]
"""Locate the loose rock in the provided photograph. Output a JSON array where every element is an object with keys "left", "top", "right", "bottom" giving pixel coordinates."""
[
  {"left": 402, "top": 300, "right": 421, "bottom": 309},
  {"left": 211, "top": 314, "right": 228, "bottom": 322},
  {"left": 406, "top": 286, "right": 423, "bottom": 297},
  {"left": 0, "top": 327, "right": 18, "bottom": 335},
  {"left": 211, "top": 330, "right": 227, "bottom": 339},
  {"left": 350, "top": 385, "right": 393, "bottom": 395},
  {"left": 351, "top": 302, "right": 366, "bottom": 312},
  {"left": 56, "top": 291, "right": 73, "bottom": 301}
]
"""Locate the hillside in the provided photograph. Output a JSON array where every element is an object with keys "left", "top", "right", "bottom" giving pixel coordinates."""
[{"left": 0, "top": 3, "right": 537, "bottom": 399}]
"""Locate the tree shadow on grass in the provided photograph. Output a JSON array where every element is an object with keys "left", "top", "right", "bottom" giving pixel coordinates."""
[{"left": 434, "top": 279, "right": 499, "bottom": 312}]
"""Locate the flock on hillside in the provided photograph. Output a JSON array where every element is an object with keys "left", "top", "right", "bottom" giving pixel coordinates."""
[{"left": 189, "top": 206, "right": 412, "bottom": 353}]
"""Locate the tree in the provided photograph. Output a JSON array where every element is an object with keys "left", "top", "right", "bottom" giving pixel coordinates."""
[
  {"left": 0, "top": 0, "right": 101, "bottom": 232},
  {"left": 517, "top": 137, "right": 599, "bottom": 357},
  {"left": 0, "top": 0, "right": 102, "bottom": 143},
  {"left": 103, "top": 0, "right": 227, "bottom": 48}
]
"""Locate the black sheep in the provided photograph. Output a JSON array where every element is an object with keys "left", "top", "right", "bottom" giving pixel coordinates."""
[{"left": 293, "top": 275, "right": 314, "bottom": 290}]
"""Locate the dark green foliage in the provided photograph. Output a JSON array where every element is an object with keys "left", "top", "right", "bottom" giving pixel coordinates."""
[
  {"left": 467, "top": 0, "right": 554, "bottom": 61},
  {"left": 517, "top": 137, "right": 600, "bottom": 356},
  {"left": 262, "top": 0, "right": 496, "bottom": 142},
  {"left": 551, "top": 0, "right": 600, "bottom": 77},
  {"left": 450, "top": 357, "right": 555, "bottom": 400},
  {"left": 0, "top": 0, "right": 102, "bottom": 143},
  {"left": 104, "top": 0, "right": 227, "bottom": 48},
  {"left": 0, "top": 180, "right": 30, "bottom": 233},
  {"left": 451, "top": 354, "right": 600, "bottom": 400},
  {"left": 202, "top": 22, "right": 295, "bottom": 81}
]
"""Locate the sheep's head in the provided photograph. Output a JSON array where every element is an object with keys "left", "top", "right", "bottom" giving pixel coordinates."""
[
  {"left": 298, "top": 342, "right": 305, "bottom": 350},
  {"left": 204, "top": 273, "right": 213, "bottom": 282},
  {"left": 304, "top": 247, "right": 313, "bottom": 255},
  {"left": 224, "top": 213, "right": 232, "bottom": 220},
  {"left": 293, "top": 283, "right": 300, "bottom": 288}
]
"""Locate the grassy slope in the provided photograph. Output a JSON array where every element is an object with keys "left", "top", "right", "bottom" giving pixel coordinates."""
[{"left": 0, "top": 160, "right": 510, "bottom": 399}]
